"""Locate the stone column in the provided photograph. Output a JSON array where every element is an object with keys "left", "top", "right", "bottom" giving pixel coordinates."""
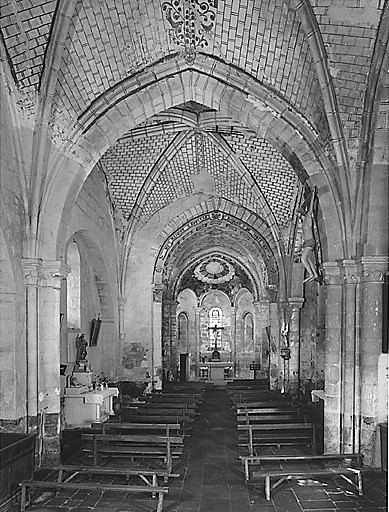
[
  {"left": 23, "top": 259, "right": 42, "bottom": 434},
  {"left": 152, "top": 285, "right": 165, "bottom": 390},
  {"left": 118, "top": 297, "right": 126, "bottom": 342},
  {"left": 39, "top": 261, "right": 69, "bottom": 465},
  {"left": 322, "top": 262, "right": 343, "bottom": 453},
  {"left": 164, "top": 300, "right": 179, "bottom": 378},
  {"left": 195, "top": 306, "right": 201, "bottom": 378},
  {"left": 340, "top": 260, "right": 359, "bottom": 453},
  {"left": 268, "top": 292, "right": 281, "bottom": 390},
  {"left": 230, "top": 306, "right": 237, "bottom": 374},
  {"left": 288, "top": 298, "right": 304, "bottom": 395},
  {"left": 254, "top": 300, "right": 267, "bottom": 378},
  {"left": 358, "top": 256, "right": 388, "bottom": 466}
]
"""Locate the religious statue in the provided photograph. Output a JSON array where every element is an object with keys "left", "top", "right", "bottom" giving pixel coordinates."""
[
  {"left": 75, "top": 333, "right": 88, "bottom": 364},
  {"left": 299, "top": 188, "right": 320, "bottom": 283}
]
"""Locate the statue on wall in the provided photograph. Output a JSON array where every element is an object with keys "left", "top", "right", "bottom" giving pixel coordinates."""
[
  {"left": 75, "top": 333, "right": 88, "bottom": 364},
  {"left": 299, "top": 188, "right": 320, "bottom": 283}
]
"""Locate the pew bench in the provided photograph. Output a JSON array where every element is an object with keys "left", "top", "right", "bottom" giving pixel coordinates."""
[
  {"left": 150, "top": 391, "right": 203, "bottom": 402},
  {"left": 145, "top": 396, "right": 199, "bottom": 408},
  {"left": 101, "top": 422, "right": 182, "bottom": 438},
  {"left": 116, "top": 411, "right": 193, "bottom": 432},
  {"left": 237, "top": 413, "right": 309, "bottom": 426},
  {"left": 252, "top": 467, "right": 363, "bottom": 501},
  {"left": 20, "top": 467, "right": 169, "bottom": 512},
  {"left": 235, "top": 399, "right": 294, "bottom": 411},
  {"left": 236, "top": 408, "right": 299, "bottom": 425},
  {"left": 241, "top": 453, "right": 365, "bottom": 500},
  {"left": 135, "top": 404, "right": 197, "bottom": 417},
  {"left": 241, "top": 453, "right": 363, "bottom": 481},
  {"left": 93, "top": 433, "right": 184, "bottom": 473},
  {"left": 238, "top": 423, "right": 315, "bottom": 456}
]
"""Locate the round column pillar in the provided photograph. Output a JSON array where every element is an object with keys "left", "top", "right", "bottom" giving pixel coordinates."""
[
  {"left": 164, "top": 300, "right": 179, "bottom": 378},
  {"left": 358, "top": 256, "right": 388, "bottom": 466},
  {"left": 288, "top": 298, "right": 304, "bottom": 395},
  {"left": 152, "top": 284, "right": 165, "bottom": 390},
  {"left": 322, "top": 262, "right": 343, "bottom": 453},
  {"left": 340, "top": 260, "right": 359, "bottom": 454},
  {"left": 39, "top": 261, "right": 70, "bottom": 465},
  {"left": 23, "top": 259, "right": 42, "bottom": 433},
  {"left": 195, "top": 307, "right": 201, "bottom": 378}
]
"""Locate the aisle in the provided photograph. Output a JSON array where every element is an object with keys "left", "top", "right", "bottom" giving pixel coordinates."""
[{"left": 165, "top": 383, "right": 254, "bottom": 512}]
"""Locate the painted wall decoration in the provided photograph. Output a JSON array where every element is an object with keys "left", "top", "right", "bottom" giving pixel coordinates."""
[{"left": 162, "top": 0, "right": 217, "bottom": 64}]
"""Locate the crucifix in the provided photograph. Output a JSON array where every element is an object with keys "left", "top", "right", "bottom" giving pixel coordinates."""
[{"left": 208, "top": 324, "right": 224, "bottom": 350}]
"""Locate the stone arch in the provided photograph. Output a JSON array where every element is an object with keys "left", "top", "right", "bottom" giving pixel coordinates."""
[
  {"left": 68, "top": 230, "right": 116, "bottom": 325},
  {"left": 39, "top": 59, "right": 344, "bottom": 265},
  {"left": 355, "top": 5, "right": 389, "bottom": 256},
  {"left": 151, "top": 200, "right": 280, "bottom": 302}
]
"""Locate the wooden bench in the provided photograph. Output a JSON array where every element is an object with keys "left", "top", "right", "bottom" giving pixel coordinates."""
[
  {"left": 93, "top": 433, "right": 184, "bottom": 472},
  {"left": 237, "top": 413, "right": 309, "bottom": 425},
  {"left": 230, "top": 391, "right": 292, "bottom": 401},
  {"left": 236, "top": 408, "right": 298, "bottom": 425},
  {"left": 101, "top": 422, "right": 182, "bottom": 438},
  {"left": 235, "top": 398, "right": 294, "bottom": 410},
  {"left": 19, "top": 465, "right": 169, "bottom": 512},
  {"left": 241, "top": 453, "right": 363, "bottom": 480},
  {"left": 117, "top": 411, "right": 193, "bottom": 431},
  {"left": 145, "top": 396, "right": 199, "bottom": 407},
  {"left": 135, "top": 404, "right": 197, "bottom": 417},
  {"left": 150, "top": 391, "right": 203, "bottom": 402},
  {"left": 240, "top": 453, "right": 364, "bottom": 500},
  {"left": 238, "top": 423, "right": 314, "bottom": 456}
]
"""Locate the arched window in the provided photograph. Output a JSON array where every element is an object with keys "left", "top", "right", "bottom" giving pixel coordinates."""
[
  {"left": 178, "top": 312, "right": 189, "bottom": 352},
  {"left": 209, "top": 307, "right": 223, "bottom": 349},
  {"left": 67, "top": 240, "right": 81, "bottom": 329},
  {"left": 243, "top": 313, "right": 254, "bottom": 353}
]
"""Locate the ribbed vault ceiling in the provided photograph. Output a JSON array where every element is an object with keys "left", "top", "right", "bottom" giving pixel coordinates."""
[{"left": 1, "top": 0, "right": 384, "bottom": 293}]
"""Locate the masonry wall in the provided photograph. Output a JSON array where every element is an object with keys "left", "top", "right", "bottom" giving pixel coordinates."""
[
  {"left": 0, "top": 85, "right": 28, "bottom": 430},
  {"left": 66, "top": 167, "right": 120, "bottom": 382}
]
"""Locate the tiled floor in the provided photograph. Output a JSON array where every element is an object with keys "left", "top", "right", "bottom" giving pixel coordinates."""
[{"left": 13, "top": 384, "right": 388, "bottom": 512}]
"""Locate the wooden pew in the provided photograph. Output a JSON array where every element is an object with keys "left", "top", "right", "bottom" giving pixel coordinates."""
[
  {"left": 145, "top": 395, "right": 200, "bottom": 407},
  {"left": 151, "top": 391, "right": 203, "bottom": 401},
  {"left": 135, "top": 403, "right": 197, "bottom": 417},
  {"left": 228, "top": 391, "right": 292, "bottom": 404},
  {"left": 236, "top": 407, "right": 299, "bottom": 425},
  {"left": 19, "top": 465, "right": 169, "bottom": 512},
  {"left": 238, "top": 422, "right": 315, "bottom": 456},
  {"left": 122, "top": 408, "right": 195, "bottom": 428},
  {"left": 240, "top": 453, "right": 364, "bottom": 500},
  {"left": 93, "top": 432, "right": 184, "bottom": 473},
  {"left": 226, "top": 379, "right": 269, "bottom": 389},
  {"left": 101, "top": 422, "right": 182, "bottom": 439}
]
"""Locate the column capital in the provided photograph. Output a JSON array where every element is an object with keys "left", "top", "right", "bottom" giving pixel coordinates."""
[
  {"left": 23, "top": 259, "right": 70, "bottom": 287},
  {"left": 265, "top": 285, "right": 278, "bottom": 303},
  {"left": 40, "top": 261, "right": 71, "bottom": 288},
  {"left": 288, "top": 298, "right": 305, "bottom": 309},
  {"left": 321, "top": 261, "right": 342, "bottom": 286},
  {"left": 340, "top": 259, "right": 359, "bottom": 285},
  {"left": 23, "top": 258, "right": 43, "bottom": 286},
  {"left": 357, "top": 256, "right": 389, "bottom": 284},
  {"left": 153, "top": 284, "right": 166, "bottom": 303}
]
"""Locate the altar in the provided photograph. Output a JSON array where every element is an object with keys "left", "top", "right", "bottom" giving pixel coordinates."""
[
  {"left": 199, "top": 362, "right": 233, "bottom": 381},
  {"left": 64, "top": 387, "right": 119, "bottom": 428}
]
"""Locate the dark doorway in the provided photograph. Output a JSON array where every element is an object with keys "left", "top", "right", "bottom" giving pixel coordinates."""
[{"left": 180, "top": 353, "right": 189, "bottom": 381}]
